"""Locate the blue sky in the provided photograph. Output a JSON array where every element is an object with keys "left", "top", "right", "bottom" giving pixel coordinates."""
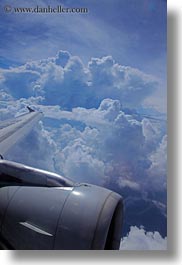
[
  {"left": 0, "top": 0, "right": 167, "bottom": 111},
  {"left": 0, "top": 0, "right": 166, "bottom": 76}
]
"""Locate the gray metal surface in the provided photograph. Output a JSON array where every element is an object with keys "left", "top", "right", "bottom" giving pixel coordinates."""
[
  {"left": 0, "top": 160, "right": 74, "bottom": 187},
  {"left": 0, "top": 186, "right": 20, "bottom": 229},
  {"left": 0, "top": 183, "right": 123, "bottom": 250},
  {"left": 54, "top": 184, "right": 123, "bottom": 250},
  {"left": 1, "top": 186, "right": 72, "bottom": 249},
  {"left": 0, "top": 111, "right": 43, "bottom": 155}
]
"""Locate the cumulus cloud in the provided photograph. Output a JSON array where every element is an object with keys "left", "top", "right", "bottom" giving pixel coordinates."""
[
  {"left": 0, "top": 50, "right": 158, "bottom": 109},
  {"left": 0, "top": 92, "right": 166, "bottom": 191},
  {"left": 0, "top": 68, "right": 40, "bottom": 99},
  {"left": 0, "top": 50, "right": 167, "bottom": 238},
  {"left": 88, "top": 56, "right": 158, "bottom": 108},
  {"left": 0, "top": 97, "right": 56, "bottom": 171},
  {"left": 6, "top": 122, "right": 57, "bottom": 172},
  {"left": 120, "top": 226, "right": 167, "bottom": 250},
  {"left": 27, "top": 97, "right": 165, "bottom": 193},
  {"left": 147, "top": 135, "right": 167, "bottom": 190},
  {"left": 0, "top": 53, "right": 167, "bottom": 192}
]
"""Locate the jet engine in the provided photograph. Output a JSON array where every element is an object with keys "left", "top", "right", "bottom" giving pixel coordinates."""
[{"left": 0, "top": 160, "right": 123, "bottom": 250}]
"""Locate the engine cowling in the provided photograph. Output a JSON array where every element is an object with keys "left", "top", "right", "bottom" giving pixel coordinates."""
[{"left": 0, "top": 160, "right": 123, "bottom": 250}]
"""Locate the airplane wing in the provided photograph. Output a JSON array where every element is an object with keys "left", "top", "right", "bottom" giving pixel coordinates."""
[
  {"left": 0, "top": 107, "right": 123, "bottom": 250},
  {"left": 0, "top": 108, "right": 43, "bottom": 156}
]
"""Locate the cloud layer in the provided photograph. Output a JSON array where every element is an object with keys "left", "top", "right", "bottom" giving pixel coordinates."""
[
  {"left": 37, "top": 99, "right": 166, "bottom": 193},
  {"left": 0, "top": 50, "right": 158, "bottom": 110},
  {"left": 0, "top": 50, "right": 167, "bottom": 241},
  {"left": 120, "top": 226, "right": 167, "bottom": 250},
  {"left": 0, "top": 50, "right": 166, "bottom": 191}
]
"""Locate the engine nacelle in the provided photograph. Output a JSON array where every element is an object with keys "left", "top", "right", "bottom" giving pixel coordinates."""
[{"left": 0, "top": 160, "right": 123, "bottom": 250}]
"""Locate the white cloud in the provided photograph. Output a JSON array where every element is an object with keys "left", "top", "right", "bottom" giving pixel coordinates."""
[
  {"left": 88, "top": 57, "right": 158, "bottom": 108},
  {"left": 6, "top": 122, "right": 57, "bottom": 172},
  {"left": 0, "top": 51, "right": 158, "bottom": 110},
  {"left": 117, "top": 179, "right": 140, "bottom": 191},
  {"left": 36, "top": 98, "right": 166, "bottom": 191},
  {"left": 0, "top": 68, "right": 40, "bottom": 99},
  {"left": 120, "top": 226, "right": 167, "bottom": 250},
  {"left": 0, "top": 97, "right": 56, "bottom": 171},
  {"left": 0, "top": 49, "right": 166, "bottom": 190},
  {"left": 147, "top": 135, "right": 167, "bottom": 190},
  {"left": 0, "top": 50, "right": 167, "bottom": 239}
]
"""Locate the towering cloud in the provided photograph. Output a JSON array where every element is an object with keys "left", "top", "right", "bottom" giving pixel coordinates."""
[
  {"left": 0, "top": 50, "right": 167, "bottom": 243},
  {"left": 0, "top": 50, "right": 158, "bottom": 109}
]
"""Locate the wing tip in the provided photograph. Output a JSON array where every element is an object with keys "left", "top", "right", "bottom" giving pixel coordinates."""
[{"left": 27, "top": 106, "right": 35, "bottom": 113}]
